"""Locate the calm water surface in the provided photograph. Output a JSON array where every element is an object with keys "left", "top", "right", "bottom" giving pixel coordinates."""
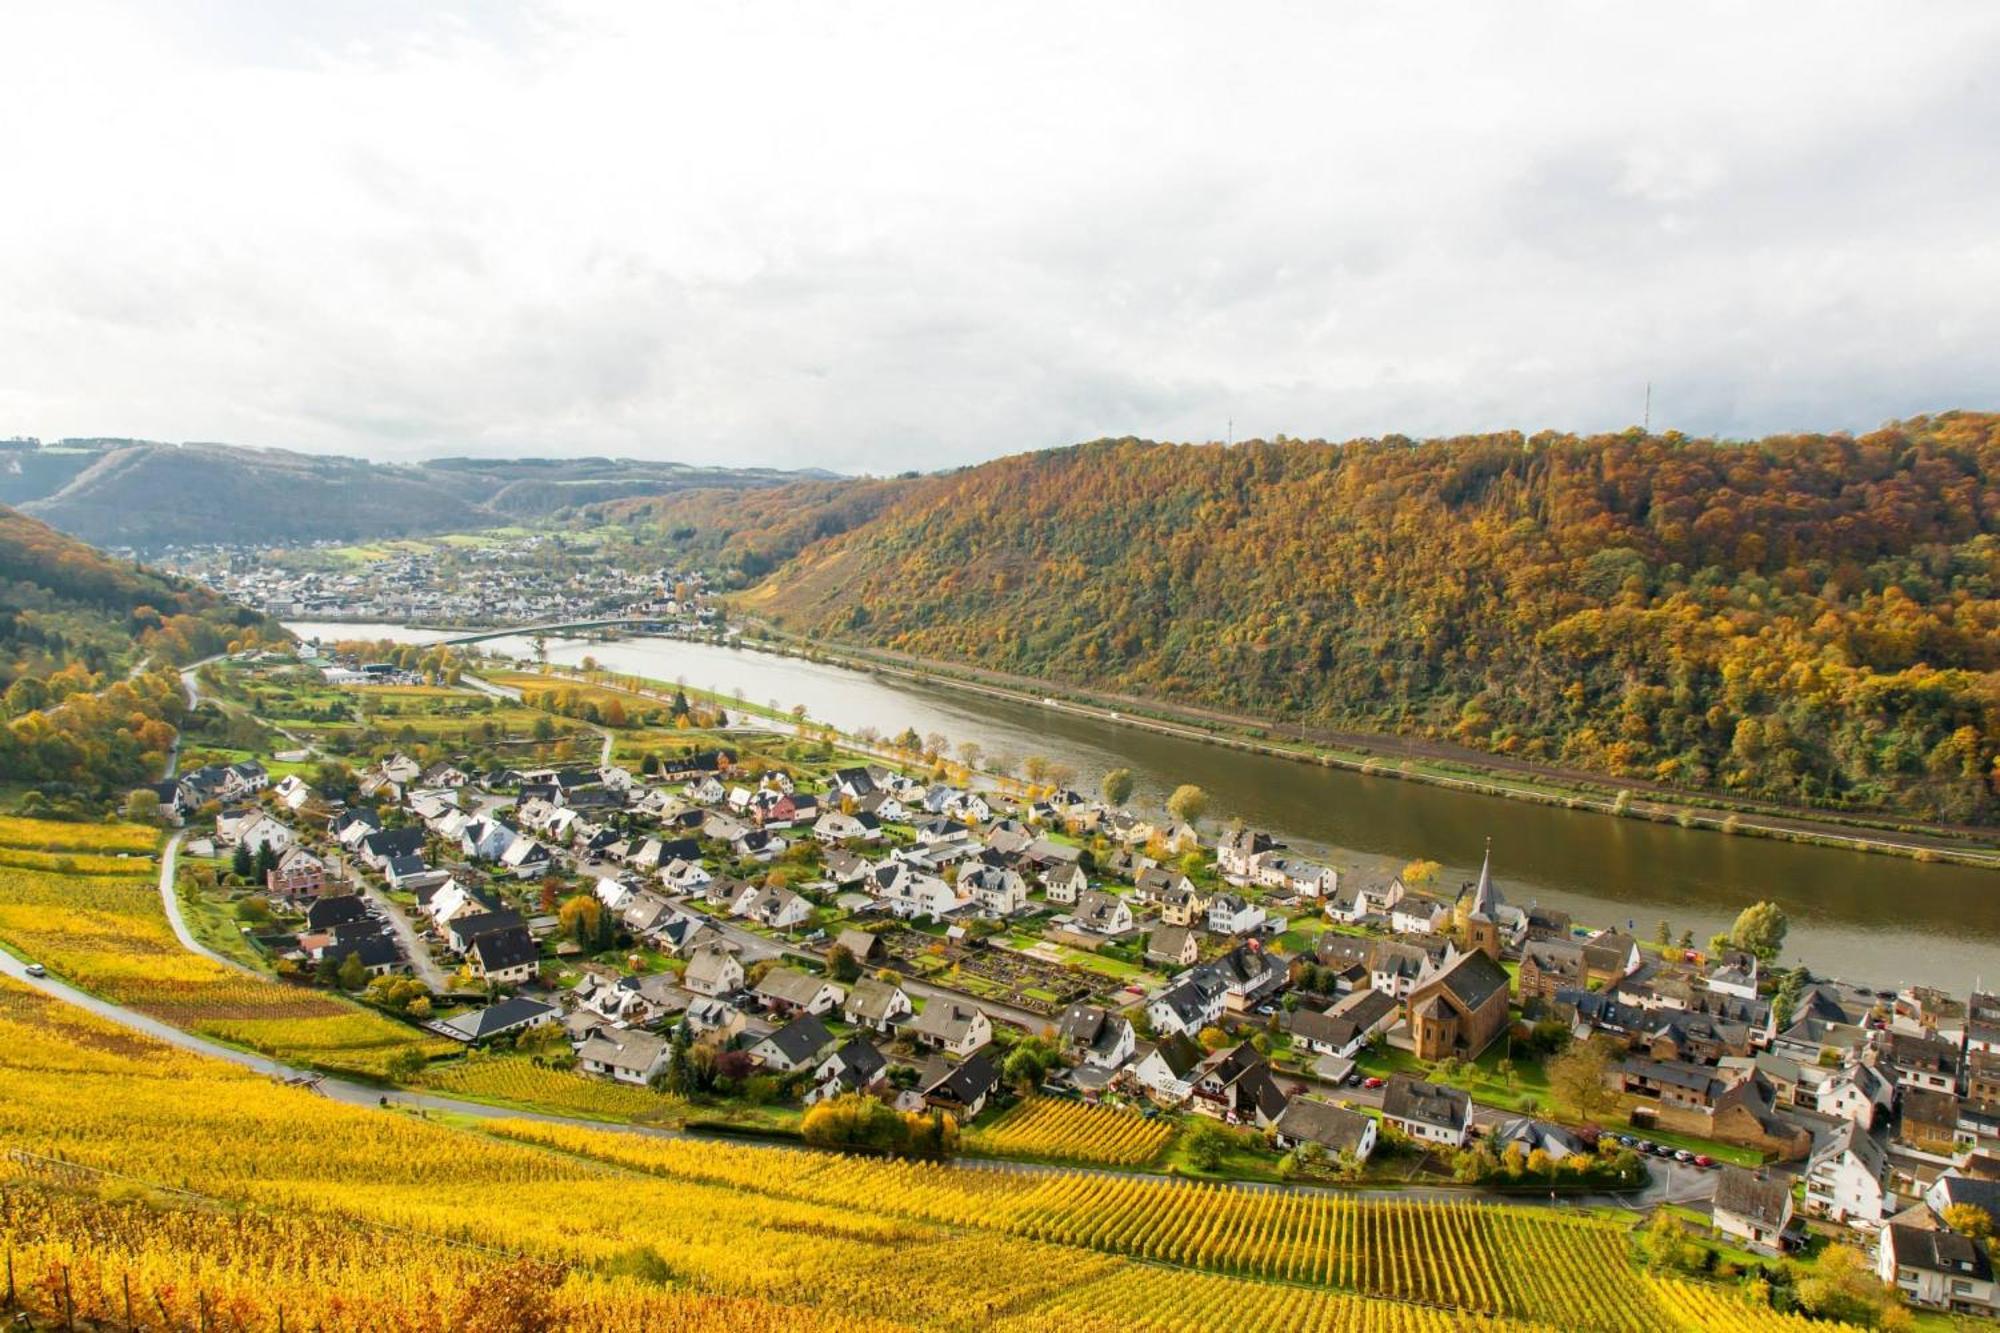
[{"left": 290, "top": 621, "right": 2000, "bottom": 992}]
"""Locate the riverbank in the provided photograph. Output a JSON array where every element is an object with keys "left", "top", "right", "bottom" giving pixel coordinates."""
[{"left": 737, "top": 621, "right": 2000, "bottom": 872}]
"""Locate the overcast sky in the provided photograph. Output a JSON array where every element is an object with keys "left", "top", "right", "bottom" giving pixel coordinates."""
[{"left": 2, "top": 2, "right": 1996, "bottom": 474}]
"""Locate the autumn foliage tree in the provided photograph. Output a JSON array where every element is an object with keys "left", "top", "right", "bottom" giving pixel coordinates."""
[{"left": 694, "top": 415, "right": 2000, "bottom": 824}]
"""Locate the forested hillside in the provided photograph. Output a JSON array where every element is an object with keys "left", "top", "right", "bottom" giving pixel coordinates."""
[
  {"left": 679, "top": 414, "right": 1998, "bottom": 824},
  {"left": 4, "top": 438, "right": 832, "bottom": 547},
  {"left": 0, "top": 503, "right": 277, "bottom": 800}
]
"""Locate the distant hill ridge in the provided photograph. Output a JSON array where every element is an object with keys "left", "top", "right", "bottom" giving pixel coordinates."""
[
  {"left": 0, "top": 438, "right": 834, "bottom": 547},
  {"left": 605, "top": 412, "right": 2000, "bottom": 825}
]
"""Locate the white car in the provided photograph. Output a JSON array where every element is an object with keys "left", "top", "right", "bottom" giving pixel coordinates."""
[{"left": 24, "top": 962, "right": 47, "bottom": 977}]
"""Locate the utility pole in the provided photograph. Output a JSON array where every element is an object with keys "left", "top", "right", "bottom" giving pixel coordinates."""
[{"left": 1643, "top": 382, "right": 1652, "bottom": 434}]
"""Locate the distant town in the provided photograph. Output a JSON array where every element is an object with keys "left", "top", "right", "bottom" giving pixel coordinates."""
[{"left": 151, "top": 534, "right": 716, "bottom": 628}]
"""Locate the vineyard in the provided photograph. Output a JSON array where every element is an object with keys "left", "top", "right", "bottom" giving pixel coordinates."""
[
  {"left": 0, "top": 819, "right": 448, "bottom": 1077},
  {"left": 966, "top": 1097, "right": 1173, "bottom": 1166},
  {"left": 0, "top": 814, "right": 159, "bottom": 854},
  {"left": 417, "top": 1052, "right": 685, "bottom": 1121},
  {"left": 0, "top": 975, "right": 1856, "bottom": 1333},
  {"left": 488, "top": 1122, "right": 1860, "bottom": 1333}
]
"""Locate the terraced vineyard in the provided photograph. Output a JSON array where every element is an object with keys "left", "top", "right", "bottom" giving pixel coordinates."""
[
  {"left": 0, "top": 816, "right": 447, "bottom": 1076},
  {"left": 967, "top": 1096, "right": 1174, "bottom": 1166},
  {"left": 0, "top": 977, "right": 1851, "bottom": 1333},
  {"left": 489, "top": 1122, "right": 1856, "bottom": 1333}
]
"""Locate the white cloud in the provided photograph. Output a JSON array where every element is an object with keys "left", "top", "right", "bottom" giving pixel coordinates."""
[{"left": 1, "top": 1, "right": 1995, "bottom": 472}]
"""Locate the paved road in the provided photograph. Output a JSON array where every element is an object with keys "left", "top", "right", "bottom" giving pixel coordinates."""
[
  {"left": 342, "top": 861, "right": 455, "bottom": 992},
  {"left": 155, "top": 832, "right": 261, "bottom": 978}
]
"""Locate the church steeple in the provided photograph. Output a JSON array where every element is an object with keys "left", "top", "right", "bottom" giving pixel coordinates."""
[{"left": 1462, "top": 839, "right": 1502, "bottom": 961}]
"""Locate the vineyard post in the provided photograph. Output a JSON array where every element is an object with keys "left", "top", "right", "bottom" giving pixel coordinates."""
[
  {"left": 62, "top": 1263, "right": 74, "bottom": 1331},
  {"left": 3, "top": 1244, "right": 12, "bottom": 1309},
  {"left": 124, "top": 1271, "right": 133, "bottom": 1329}
]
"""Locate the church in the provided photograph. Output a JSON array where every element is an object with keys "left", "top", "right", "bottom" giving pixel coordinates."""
[{"left": 1404, "top": 849, "right": 1514, "bottom": 1062}]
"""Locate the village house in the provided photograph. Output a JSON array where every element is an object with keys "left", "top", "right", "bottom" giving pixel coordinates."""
[
  {"left": 1129, "top": 1033, "right": 1206, "bottom": 1104},
  {"left": 1898, "top": 1087, "right": 1965, "bottom": 1157},
  {"left": 1517, "top": 939, "right": 1589, "bottom": 1007},
  {"left": 842, "top": 976, "right": 914, "bottom": 1032},
  {"left": 920, "top": 1052, "right": 1001, "bottom": 1121},
  {"left": 1057, "top": 1003, "right": 1136, "bottom": 1070},
  {"left": 683, "top": 944, "right": 746, "bottom": 998},
  {"left": 1878, "top": 1225, "right": 1997, "bottom": 1317},
  {"left": 682, "top": 996, "right": 747, "bottom": 1045},
  {"left": 1205, "top": 894, "right": 1267, "bottom": 936},
  {"left": 467, "top": 926, "right": 540, "bottom": 986},
  {"left": 1041, "top": 863, "right": 1088, "bottom": 905},
  {"left": 1380, "top": 1075, "right": 1471, "bottom": 1147},
  {"left": 961, "top": 864, "right": 1029, "bottom": 916},
  {"left": 1073, "top": 889, "right": 1135, "bottom": 936},
  {"left": 445, "top": 907, "right": 525, "bottom": 956},
  {"left": 1216, "top": 829, "right": 1281, "bottom": 880},
  {"left": 807, "top": 1038, "right": 888, "bottom": 1106},
  {"left": 749, "top": 1015, "right": 837, "bottom": 1072},
  {"left": 1804, "top": 1120, "right": 1895, "bottom": 1228},
  {"left": 1133, "top": 866, "right": 1195, "bottom": 906},
  {"left": 753, "top": 967, "right": 845, "bottom": 1018},
  {"left": 1273, "top": 1098, "right": 1377, "bottom": 1162},
  {"left": 1876, "top": 1031, "right": 1962, "bottom": 1096},
  {"left": 1286, "top": 988, "right": 1399, "bottom": 1060},
  {"left": 265, "top": 846, "right": 327, "bottom": 899},
  {"left": 1146, "top": 925, "right": 1200, "bottom": 969},
  {"left": 578, "top": 1030, "right": 671, "bottom": 1085},
  {"left": 1713, "top": 1168, "right": 1795, "bottom": 1255},
  {"left": 1580, "top": 932, "right": 1643, "bottom": 986},
  {"left": 1189, "top": 1043, "right": 1288, "bottom": 1127},
  {"left": 432, "top": 996, "right": 557, "bottom": 1045},
  {"left": 906, "top": 1000, "right": 992, "bottom": 1057}
]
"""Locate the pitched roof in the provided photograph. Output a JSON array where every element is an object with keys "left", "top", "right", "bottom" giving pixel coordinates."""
[
  {"left": 1713, "top": 1167, "right": 1792, "bottom": 1228},
  {"left": 922, "top": 1051, "right": 1000, "bottom": 1105},
  {"left": 1274, "top": 1097, "right": 1374, "bottom": 1154},
  {"left": 755, "top": 967, "right": 836, "bottom": 1007},
  {"left": 907, "top": 1000, "right": 987, "bottom": 1044},
  {"left": 1884, "top": 1225, "right": 1994, "bottom": 1280},
  {"left": 469, "top": 926, "right": 539, "bottom": 971},
  {"left": 757, "top": 1015, "right": 835, "bottom": 1065},
  {"left": 436, "top": 996, "right": 556, "bottom": 1042},
  {"left": 1421, "top": 949, "right": 1511, "bottom": 1013},
  {"left": 843, "top": 976, "right": 907, "bottom": 1023},
  {"left": 1381, "top": 1075, "right": 1470, "bottom": 1131}
]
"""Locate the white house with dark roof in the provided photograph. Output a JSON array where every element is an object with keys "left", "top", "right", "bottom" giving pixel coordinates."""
[
  {"left": 1878, "top": 1224, "right": 1996, "bottom": 1315},
  {"left": 1713, "top": 1167, "right": 1795, "bottom": 1254},
  {"left": 1057, "top": 1003, "right": 1136, "bottom": 1070},
  {"left": 1380, "top": 1075, "right": 1471, "bottom": 1147},
  {"left": 1805, "top": 1121, "right": 1895, "bottom": 1228}
]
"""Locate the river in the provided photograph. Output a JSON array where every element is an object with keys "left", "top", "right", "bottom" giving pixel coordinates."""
[{"left": 289, "top": 622, "right": 2000, "bottom": 993}]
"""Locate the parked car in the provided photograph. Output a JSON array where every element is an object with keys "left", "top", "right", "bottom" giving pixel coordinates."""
[
  {"left": 24, "top": 962, "right": 47, "bottom": 977},
  {"left": 1673, "top": 1150, "right": 1694, "bottom": 1163},
  {"left": 1362, "top": 1076, "right": 1384, "bottom": 1089},
  {"left": 1693, "top": 1155, "right": 1716, "bottom": 1169}
]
